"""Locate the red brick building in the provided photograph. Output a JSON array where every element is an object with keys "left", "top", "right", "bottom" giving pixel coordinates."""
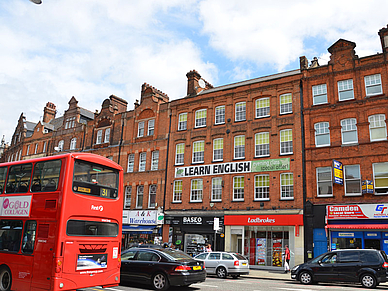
[
  {"left": 164, "top": 69, "right": 305, "bottom": 266},
  {"left": 301, "top": 25, "right": 388, "bottom": 258}
]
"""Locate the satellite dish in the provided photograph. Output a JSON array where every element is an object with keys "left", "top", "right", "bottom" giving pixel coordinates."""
[{"left": 198, "top": 79, "right": 206, "bottom": 89}]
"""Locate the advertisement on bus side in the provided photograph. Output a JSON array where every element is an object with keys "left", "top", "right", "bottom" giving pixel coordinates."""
[{"left": 76, "top": 254, "right": 107, "bottom": 270}]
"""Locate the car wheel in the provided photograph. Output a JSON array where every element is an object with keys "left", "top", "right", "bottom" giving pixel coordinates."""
[
  {"left": 0, "top": 266, "right": 12, "bottom": 291},
  {"left": 299, "top": 271, "right": 313, "bottom": 285},
  {"left": 152, "top": 272, "right": 169, "bottom": 291},
  {"left": 216, "top": 266, "right": 227, "bottom": 279},
  {"left": 360, "top": 273, "right": 377, "bottom": 289}
]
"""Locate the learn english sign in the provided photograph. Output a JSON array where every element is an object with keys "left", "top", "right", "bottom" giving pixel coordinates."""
[{"left": 175, "top": 158, "right": 290, "bottom": 178}]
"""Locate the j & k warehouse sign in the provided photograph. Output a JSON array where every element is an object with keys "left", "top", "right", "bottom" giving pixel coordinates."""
[{"left": 175, "top": 158, "right": 290, "bottom": 178}]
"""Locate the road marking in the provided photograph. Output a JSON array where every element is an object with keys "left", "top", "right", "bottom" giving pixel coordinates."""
[
  {"left": 275, "top": 288, "right": 315, "bottom": 291},
  {"left": 193, "top": 283, "right": 219, "bottom": 288}
]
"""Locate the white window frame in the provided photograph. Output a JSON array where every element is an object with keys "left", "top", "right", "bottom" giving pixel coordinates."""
[
  {"left": 136, "top": 185, "right": 144, "bottom": 209},
  {"left": 151, "top": 151, "right": 159, "bottom": 171},
  {"left": 344, "top": 165, "right": 361, "bottom": 196},
  {"left": 235, "top": 102, "right": 246, "bottom": 122},
  {"left": 96, "top": 130, "right": 102, "bottom": 144},
  {"left": 70, "top": 138, "right": 77, "bottom": 150},
  {"left": 316, "top": 167, "right": 333, "bottom": 197},
  {"left": 341, "top": 118, "right": 358, "bottom": 144},
  {"left": 213, "top": 138, "right": 223, "bottom": 161},
  {"left": 192, "top": 140, "right": 204, "bottom": 163},
  {"left": 178, "top": 113, "right": 187, "bottom": 131},
  {"left": 43, "top": 141, "right": 46, "bottom": 153},
  {"left": 373, "top": 162, "right": 388, "bottom": 195},
  {"left": 312, "top": 84, "right": 328, "bottom": 105},
  {"left": 58, "top": 140, "right": 64, "bottom": 152},
  {"left": 139, "top": 152, "right": 146, "bottom": 172},
  {"left": 211, "top": 177, "right": 222, "bottom": 201},
  {"left": 369, "top": 114, "right": 387, "bottom": 142},
  {"left": 215, "top": 105, "right": 225, "bottom": 125},
  {"left": 195, "top": 109, "right": 207, "bottom": 128},
  {"left": 233, "top": 176, "right": 244, "bottom": 201},
  {"left": 138, "top": 121, "right": 145, "bottom": 137},
  {"left": 254, "top": 174, "right": 270, "bottom": 201},
  {"left": 104, "top": 128, "right": 110, "bottom": 143},
  {"left": 280, "top": 129, "right": 293, "bottom": 155},
  {"left": 26, "top": 145, "right": 30, "bottom": 155},
  {"left": 127, "top": 154, "right": 135, "bottom": 172},
  {"left": 148, "top": 119, "right": 155, "bottom": 136},
  {"left": 255, "top": 132, "right": 269, "bottom": 157},
  {"left": 173, "top": 180, "right": 183, "bottom": 203},
  {"left": 255, "top": 98, "right": 270, "bottom": 118},
  {"left": 190, "top": 179, "right": 203, "bottom": 202},
  {"left": 365, "top": 74, "right": 382, "bottom": 96},
  {"left": 148, "top": 184, "right": 157, "bottom": 208},
  {"left": 280, "top": 93, "right": 292, "bottom": 114},
  {"left": 280, "top": 173, "right": 294, "bottom": 200},
  {"left": 234, "top": 135, "right": 245, "bottom": 159},
  {"left": 338, "top": 79, "right": 354, "bottom": 101},
  {"left": 175, "top": 143, "right": 185, "bottom": 165},
  {"left": 124, "top": 186, "right": 132, "bottom": 208},
  {"left": 34, "top": 143, "right": 38, "bottom": 154},
  {"left": 314, "top": 122, "right": 330, "bottom": 147}
]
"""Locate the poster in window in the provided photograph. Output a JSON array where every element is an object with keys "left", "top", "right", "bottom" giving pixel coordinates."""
[{"left": 256, "top": 238, "right": 266, "bottom": 266}]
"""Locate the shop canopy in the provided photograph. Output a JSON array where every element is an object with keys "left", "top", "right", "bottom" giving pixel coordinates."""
[
  {"left": 326, "top": 224, "right": 388, "bottom": 230},
  {"left": 122, "top": 225, "right": 156, "bottom": 233}
]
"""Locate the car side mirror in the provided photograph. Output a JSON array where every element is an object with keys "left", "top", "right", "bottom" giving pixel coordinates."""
[{"left": 318, "top": 260, "right": 322, "bottom": 265}]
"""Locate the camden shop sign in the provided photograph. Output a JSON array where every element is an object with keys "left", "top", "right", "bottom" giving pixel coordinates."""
[{"left": 175, "top": 158, "right": 290, "bottom": 178}]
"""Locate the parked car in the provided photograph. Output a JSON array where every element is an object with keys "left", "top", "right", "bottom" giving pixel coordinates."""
[
  {"left": 291, "top": 249, "right": 388, "bottom": 288},
  {"left": 121, "top": 247, "right": 206, "bottom": 290},
  {"left": 194, "top": 251, "right": 249, "bottom": 278}
]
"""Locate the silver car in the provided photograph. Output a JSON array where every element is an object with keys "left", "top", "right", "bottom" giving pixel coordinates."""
[{"left": 194, "top": 252, "right": 249, "bottom": 278}]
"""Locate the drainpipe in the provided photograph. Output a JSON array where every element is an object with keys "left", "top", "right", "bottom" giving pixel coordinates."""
[
  {"left": 162, "top": 105, "right": 172, "bottom": 239},
  {"left": 300, "top": 79, "right": 308, "bottom": 262},
  {"left": 117, "top": 114, "right": 125, "bottom": 165}
]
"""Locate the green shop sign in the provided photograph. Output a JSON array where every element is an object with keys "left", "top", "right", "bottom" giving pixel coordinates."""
[{"left": 251, "top": 158, "right": 290, "bottom": 172}]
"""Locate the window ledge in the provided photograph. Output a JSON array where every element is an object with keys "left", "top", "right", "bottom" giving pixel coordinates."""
[
  {"left": 280, "top": 198, "right": 294, "bottom": 201},
  {"left": 316, "top": 195, "right": 333, "bottom": 198},
  {"left": 172, "top": 201, "right": 182, "bottom": 204},
  {"left": 254, "top": 198, "right": 270, "bottom": 201}
]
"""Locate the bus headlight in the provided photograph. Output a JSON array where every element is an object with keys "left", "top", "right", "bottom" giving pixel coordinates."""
[{"left": 59, "top": 282, "right": 64, "bottom": 288}]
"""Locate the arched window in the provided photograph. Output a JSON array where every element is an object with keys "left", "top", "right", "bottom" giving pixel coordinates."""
[{"left": 70, "top": 138, "right": 77, "bottom": 150}]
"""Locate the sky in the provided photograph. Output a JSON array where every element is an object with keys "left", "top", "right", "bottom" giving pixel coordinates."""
[{"left": 1, "top": 0, "right": 387, "bottom": 144}]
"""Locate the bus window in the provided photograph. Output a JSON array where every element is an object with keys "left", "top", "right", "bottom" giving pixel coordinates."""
[
  {"left": 73, "top": 160, "right": 118, "bottom": 199},
  {"left": 31, "top": 160, "right": 61, "bottom": 192},
  {"left": 0, "top": 167, "right": 7, "bottom": 193},
  {"left": 6, "top": 164, "right": 32, "bottom": 193},
  {"left": 66, "top": 220, "right": 118, "bottom": 237},
  {"left": 22, "top": 221, "right": 37, "bottom": 254},
  {"left": 0, "top": 220, "right": 23, "bottom": 252}
]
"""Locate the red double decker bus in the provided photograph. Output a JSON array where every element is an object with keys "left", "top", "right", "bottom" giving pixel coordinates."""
[{"left": 0, "top": 153, "right": 123, "bottom": 291}]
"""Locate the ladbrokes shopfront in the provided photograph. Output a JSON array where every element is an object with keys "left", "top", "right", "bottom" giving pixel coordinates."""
[
  {"left": 224, "top": 212, "right": 304, "bottom": 268},
  {"left": 326, "top": 203, "right": 388, "bottom": 253}
]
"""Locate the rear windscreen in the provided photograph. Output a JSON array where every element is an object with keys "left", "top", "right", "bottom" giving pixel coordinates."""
[
  {"left": 73, "top": 160, "right": 119, "bottom": 199},
  {"left": 66, "top": 220, "right": 118, "bottom": 237}
]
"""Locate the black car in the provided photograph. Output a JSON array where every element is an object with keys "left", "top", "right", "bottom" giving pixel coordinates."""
[
  {"left": 291, "top": 249, "right": 388, "bottom": 288},
  {"left": 120, "top": 247, "right": 206, "bottom": 290}
]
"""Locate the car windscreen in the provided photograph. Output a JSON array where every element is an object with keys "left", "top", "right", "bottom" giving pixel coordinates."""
[
  {"left": 380, "top": 250, "right": 388, "bottom": 262},
  {"left": 233, "top": 253, "right": 247, "bottom": 260},
  {"left": 161, "top": 249, "right": 193, "bottom": 261},
  {"left": 309, "top": 253, "right": 326, "bottom": 264}
]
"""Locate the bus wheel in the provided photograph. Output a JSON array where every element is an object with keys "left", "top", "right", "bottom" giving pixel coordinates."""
[{"left": 0, "top": 266, "right": 12, "bottom": 291}]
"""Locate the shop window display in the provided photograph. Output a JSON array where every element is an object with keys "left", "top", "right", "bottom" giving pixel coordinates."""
[{"left": 245, "top": 227, "right": 289, "bottom": 267}]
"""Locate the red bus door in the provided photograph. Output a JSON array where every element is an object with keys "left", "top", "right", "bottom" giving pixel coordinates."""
[{"left": 31, "top": 222, "right": 55, "bottom": 290}]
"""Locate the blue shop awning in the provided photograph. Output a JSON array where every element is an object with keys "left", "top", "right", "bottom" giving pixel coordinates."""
[{"left": 122, "top": 225, "right": 157, "bottom": 234}]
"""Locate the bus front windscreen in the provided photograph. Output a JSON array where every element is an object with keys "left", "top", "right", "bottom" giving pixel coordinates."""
[{"left": 72, "top": 160, "right": 119, "bottom": 199}]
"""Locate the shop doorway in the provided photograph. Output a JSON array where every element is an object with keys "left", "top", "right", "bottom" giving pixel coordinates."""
[{"left": 365, "top": 239, "right": 381, "bottom": 250}]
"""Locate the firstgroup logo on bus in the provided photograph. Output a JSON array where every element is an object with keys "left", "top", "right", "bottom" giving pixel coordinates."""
[
  {"left": 0, "top": 195, "right": 32, "bottom": 217},
  {"left": 91, "top": 205, "right": 104, "bottom": 211}
]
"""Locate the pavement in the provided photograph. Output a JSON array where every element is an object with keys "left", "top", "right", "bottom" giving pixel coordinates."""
[{"left": 242, "top": 267, "right": 293, "bottom": 281}]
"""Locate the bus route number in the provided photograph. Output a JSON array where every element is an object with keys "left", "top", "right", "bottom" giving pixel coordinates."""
[{"left": 100, "top": 188, "right": 108, "bottom": 197}]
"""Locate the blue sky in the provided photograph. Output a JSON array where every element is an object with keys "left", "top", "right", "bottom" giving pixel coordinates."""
[{"left": 1, "top": 0, "right": 388, "bottom": 144}]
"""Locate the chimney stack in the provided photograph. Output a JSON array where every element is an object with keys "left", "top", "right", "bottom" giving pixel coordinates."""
[
  {"left": 378, "top": 24, "right": 388, "bottom": 54},
  {"left": 43, "top": 102, "right": 56, "bottom": 123}
]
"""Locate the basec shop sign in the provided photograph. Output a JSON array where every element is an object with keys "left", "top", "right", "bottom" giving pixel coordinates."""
[{"left": 327, "top": 204, "right": 388, "bottom": 219}]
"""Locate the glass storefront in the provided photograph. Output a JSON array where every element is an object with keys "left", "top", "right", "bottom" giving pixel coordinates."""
[{"left": 244, "top": 226, "right": 290, "bottom": 267}]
